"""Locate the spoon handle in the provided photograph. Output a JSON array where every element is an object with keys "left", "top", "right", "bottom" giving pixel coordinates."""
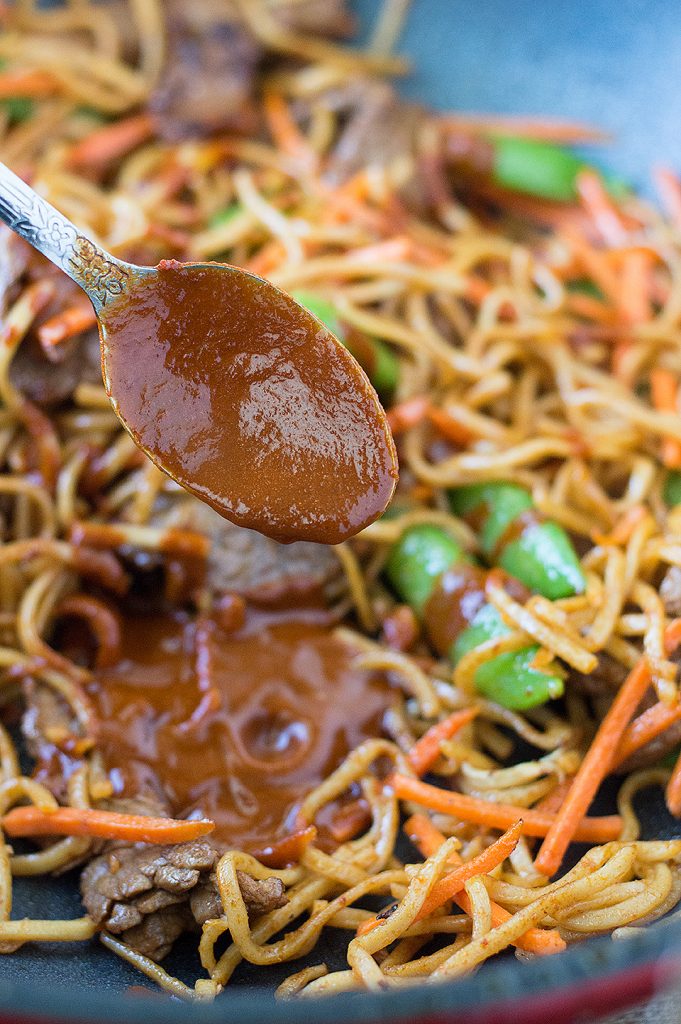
[{"left": 0, "top": 159, "right": 131, "bottom": 309}]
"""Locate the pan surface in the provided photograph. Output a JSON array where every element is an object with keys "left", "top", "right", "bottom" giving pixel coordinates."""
[{"left": 3, "top": 2, "right": 681, "bottom": 1021}]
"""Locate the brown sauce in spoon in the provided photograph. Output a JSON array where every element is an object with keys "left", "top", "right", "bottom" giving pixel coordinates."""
[{"left": 100, "top": 261, "right": 398, "bottom": 544}]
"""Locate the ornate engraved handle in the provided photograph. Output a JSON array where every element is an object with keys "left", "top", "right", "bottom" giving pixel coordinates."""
[{"left": 0, "top": 160, "right": 131, "bottom": 309}]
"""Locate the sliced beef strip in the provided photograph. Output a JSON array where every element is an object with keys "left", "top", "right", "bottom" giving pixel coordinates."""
[
  {"left": 21, "top": 678, "right": 80, "bottom": 802},
  {"left": 149, "top": 0, "right": 262, "bottom": 140},
  {"left": 569, "top": 653, "right": 628, "bottom": 699},
  {"left": 81, "top": 836, "right": 287, "bottom": 960},
  {"left": 155, "top": 497, "right": 340, "bottom": 602},
  {"left": 323, "top": 80, "right": 423, "bottom": 188}
]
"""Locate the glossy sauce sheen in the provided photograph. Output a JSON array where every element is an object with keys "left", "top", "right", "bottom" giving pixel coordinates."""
[
  {"left": 424, "top": 563, "right": 487, "bottom": 655},
  {"left": 100, "top": 262, "right": 398, "bottom": 544},
  {"left": 86, "top": 610, "right": 391, "bottom": 851}
]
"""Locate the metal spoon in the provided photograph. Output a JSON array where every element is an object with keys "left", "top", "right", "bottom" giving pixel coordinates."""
[{"left": 0, "top": 160, "right": 398, "bottom": 544}]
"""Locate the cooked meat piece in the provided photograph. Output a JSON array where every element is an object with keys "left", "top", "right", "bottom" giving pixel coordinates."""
[
  {"left": 80, "top": 838, "right": 218, "bottom": 947},
  {"left": 236, "top": 870, "right": 287, "bottom": 918},
  {"left": 569, "top": 653, "right": 628, "bottom": 699},
  {"left": 82, "top": 841, "right": 287, "bottom": 959},
  {"left": 117, "top": 904, "right": 194, "bottom": 961},
  {"left": 21, "top": 679, "right": 79, "bottom": 802},
  {"left": 149, "top": 0, "right": 261, "bottom": 140},
  {"left": 157, "top": 498, "right": 339, "bottom": 602},
  {"left": 275, "top": 0, "right": 354, "bottom": 35},
  {"left": 9, "top": 333, "right": 90, "bottom": 407},
  {"left": 324, "top": 81, "right": 422, "bottom": 187},
  {"left": 661, "top": 566, "right": 681, "bottom": 617}
]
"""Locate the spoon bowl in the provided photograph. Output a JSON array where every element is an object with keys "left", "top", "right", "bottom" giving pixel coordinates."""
[{"left": 0, "top": 161, "right": 398, "bottom": 543}]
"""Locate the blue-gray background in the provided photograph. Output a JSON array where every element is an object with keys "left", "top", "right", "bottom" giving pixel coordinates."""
[{"left": 355, "top": 0, "right": 681, "bottom": 191}]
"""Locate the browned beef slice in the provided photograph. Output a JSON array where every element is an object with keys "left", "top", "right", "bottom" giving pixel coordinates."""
[
  {"left": 149, "top": 0, "right": 261, "bottom": 140},
  {"left": 569, "top": 654, "right": 628, "bottom": 699},
  {"left": 21, "top": 679, "right": 78, "bottom": 802},
  {"left": 324, "top": 81, "right": 422, "bottom": 186},
  {"left": 275, "top": 0, "right": 354, "bottom": 35},
  {"left": 82, "top": 838, "right": 287, "bottom": 960},
  {"left": 9, "top": 333, "right": 90, "bottom": 407},
  {"left": 159, "top": 498, "right": 339, "bottom": 601}
]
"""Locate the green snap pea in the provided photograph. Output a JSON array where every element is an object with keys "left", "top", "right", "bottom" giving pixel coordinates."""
[
  {"left": 208, "top": 202, "right": 243, "bottom": 230},
  {"left": 664, "top": 470, "right": 681, "bottom": 508},
  {"left": 449, "top": 482, "right": 585, "bottom": 600},
  {"left": 0, "top": 60, "right": 33, "bottom": 123},
  {"left": 385, "top": 523, "right": 563, "bottom": 710},
  {"left": 491, "top": 137, "right": 627, "bottom": 203},
  {"left": 292, "top": 290, "right": 399, "bottom": 401}
]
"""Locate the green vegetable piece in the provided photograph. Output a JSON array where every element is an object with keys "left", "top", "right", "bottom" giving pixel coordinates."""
[
  {"left": 291, "top": 290, "right": 345, "bottom": 341},
  {"left": 293, "top": 290, "right": 399, "bottom": 400},
  {"left": 491, "top": 137, "right": 627, "bottom": 203},
  {"left": 450, "top": 482, "right": 531, "bottom": 556},
  {"left": 664, "top": 470, "right": 681, "bottom": 508},
  {"left": 365, "top": 337, "right": 399, "bottom": 400},
  {"left": 385, "top": 525, "right": 564, "bottom": 709},
  {"left": 450, "top": 605, "right": 563, "bottom": 710},
  {"left": 660, "top": 744, "right": 681, "bottom": 770},
  {"left": 0, "top": 59, "right": 33, "bottom": 123},
  {"left": 450, "top": 482, "right": 586, "bottom": 599},
  {"left": 208, "top": 203, "right": 243, "bottom": 230},
  {"left": 385, "top": 523, "right": 463, "bottom": 616},
  {"left": 500, "top": 520, "right": 585, "bottom": 600},
  {"left": 567, "top": 278, "right": 605, "bottom": 301}
]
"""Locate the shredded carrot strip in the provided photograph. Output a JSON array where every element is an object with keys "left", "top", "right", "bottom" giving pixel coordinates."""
[
  {"left": 535, "top": 619, "right": 681, "bottom": 876},
  {"left": 666, "top": 749, "right": 681, "bottom": 818},
  {"left": 37, "top": 304, "right": 96, "bottom": 348},
  {"left": 389, "top": 773, "right": 621, "bottom": 842},
  {"left": 427, "top": 406, "right": 475, "bottom": 447},
  {"left": 66, "top": 113, "right": 155, "bottom": 170},
  {"left": 654, "top": 166, "right": 681, "bottom": 230},
  {"left": 562, "top": 227, "right": 621, "bottom": 306},
  {"left": 386, "top": 396, "right": 430, "bottom": 436},
  {"left": 564, "top": 292, "right": 619, "bottom": 325},
  {"left": 438, "top": 114, "right": 609, "bottom": 144},
  {"left": 405, "top": 814, "right": 565, "bottom": 955},
  {"left": 576, "top": 170, "right": 627, "bottom": 246},
  {"left": 347, "top": 237, "right": 412, "bottom": 264},
  {"left": 255, "top": 825, "right": 317, "bottom": 868},
  {"left": 2, "top": 806, "right": 214, "bottom": 844},
  {"left": 650, "top": 368, "right": 681, "bottom": 468},
  {"left": 614, "top": 701, "right": 681, "bottom": 769},
  {"left": 407, "top": 707, "right": 479, "bottom": 776},
  {"left": 357, "top": 820, "right": 522, "bottom": 937},
  {"left": 620, "top": 250, "right": 652, "bottom": 325},
  {"left": 263, "top": 91, "right": 316, "bottom": 167},
  {"left": 327, "top": 801, "right": 371, "bottom": 844},
  {"left": 592, "top": 504, "right": 646, "bottom": 546},
  {"left": 0, "top": 68, "right": 57, "bottom": 98},
  {"left": 533, "top": 779, "right": 573, "bottom": 816},
  {"left": 246, "top": 240, "right": 286, "bottom": 276}
]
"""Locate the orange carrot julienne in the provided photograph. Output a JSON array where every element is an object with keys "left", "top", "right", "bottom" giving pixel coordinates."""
[
  {"left": 347, "top": 237, "right": 412, "bottom": 264},
  {"left": 592, "top": 504, "right": 646, "bottom": 546},
  {"left": 533, "top": 779, "right": 573, "bottom": 816},
  {"left": 357, "top": 820, "right": 522, "bottom": 937},
  {"left": 387, "top": 396, "right": 430, "bottom": 436},
  {"left": 37, "top": 304, "right": 97, "bottom": 348},
  {"left": 255, "top": 825, "right": 317, "bottom": 868},
  {"left": 666, "top": 748, "right": 681, "bottom": 818},
  {"left": 407, "top": 707, "right": 479, "bottom": 776},
  {"left": 576, "top": 170, "right": 627, "bottom": 246},
  {"left": 534, "top": 620, "right": 681, "bottom": 877},
  {"left": 438, "top": 114, "right": 609, "bottom": 144},
  {"left": 654, "top": 167, "right": 681, "bottom": 230},
  {"left": 564, "top": 292, "right": 619, "bottom": 325},
  {"left": 2, "top": 806, "right": 214, "bottom": 844},
  {"left": 405, "top": 814, "right": 566, "bottom": 955},
  {"left": 650, "top": 368, "right": 681, "bottom": 468},
  {"left": 562, "top": 227, "right": 621, "bottom": 306},
  {"left": 66, "top": 113, "right": 155, "bottom": 170},
  {"left": 620, "top": 250, "right": 652, "bottom": 325},
  {"left": 263, "top": 91, "right": 316, "bottom": 167},
  {"left": 389, "top": 773, "right": 621, "bottom": 843},
  {"left": 428, "top": 406, "right": 475, "bottom": 447},
  {"left": 0, "top": 68, "right": 58, "bottom": 99},
  {"left": 614, "top": 700, "right": 681, "bottom": 769}
]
